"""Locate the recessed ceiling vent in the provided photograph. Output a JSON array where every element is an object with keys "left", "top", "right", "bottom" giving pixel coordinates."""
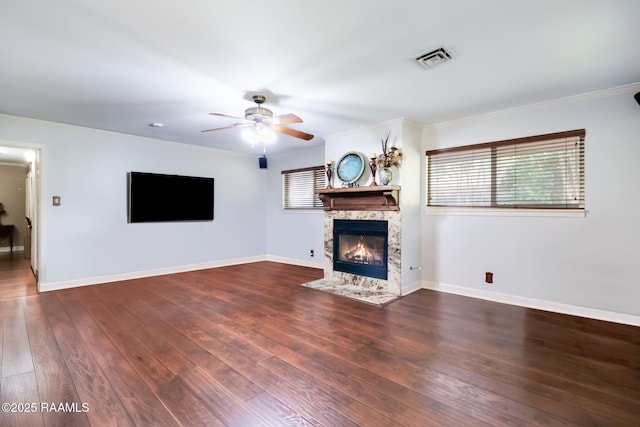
[{"left": 414, "top": 46, "right": 454, "bottom": 69}]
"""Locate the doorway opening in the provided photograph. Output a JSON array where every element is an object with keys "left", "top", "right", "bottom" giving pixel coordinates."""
[{"left": 0, "top": 143, "right": 40, "bottom": 299}]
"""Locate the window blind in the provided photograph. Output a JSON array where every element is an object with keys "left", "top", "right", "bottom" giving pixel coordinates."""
[
  {"left": 282, "top": 166, "right": 325, "bottom": 209},
  {"left": 426, "top": 129, "right": 585, "bottom": 209}
]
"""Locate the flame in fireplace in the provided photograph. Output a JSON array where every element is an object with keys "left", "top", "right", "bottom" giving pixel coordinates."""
[{"left": 343, "top": 235, "right": 379, "bottom": 265}]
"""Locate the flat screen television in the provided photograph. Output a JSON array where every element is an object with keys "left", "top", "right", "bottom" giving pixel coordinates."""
[{"left": 127, "top": 172, "right": 214, "bottom": 223}]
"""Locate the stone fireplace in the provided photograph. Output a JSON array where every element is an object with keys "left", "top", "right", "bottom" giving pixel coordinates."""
[{"left": 302, "top": 185, "right": 402, "bottom": 305}]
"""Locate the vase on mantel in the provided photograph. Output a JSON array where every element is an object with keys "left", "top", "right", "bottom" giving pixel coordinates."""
[{"left": 379, "top": 167, "right": 392, "bottom": 185}]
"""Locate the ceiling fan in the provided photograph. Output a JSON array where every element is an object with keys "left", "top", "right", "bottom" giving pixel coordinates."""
[{"left": 202, "top": 95, "right": 314, "bottom": 142}]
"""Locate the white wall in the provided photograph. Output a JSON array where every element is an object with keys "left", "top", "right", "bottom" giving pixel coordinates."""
[
  {"left": 0, "top": 114, "right": 267, "bottom": 288},
  {"left": 422, "top": 86, "right": 640, "bottom": 317},
  {"left": 324, "top": 118, "right": 405, "bottom": 187},
  {"left": 264, "top": 145, "right": 325, "bottom": 267},
  {"left": 398, "top": 120, "right": 423, "bottom": 292}
]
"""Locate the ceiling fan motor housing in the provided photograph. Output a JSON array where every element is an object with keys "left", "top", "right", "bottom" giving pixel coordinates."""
[
  {"left": 245, "top": 106, "right": 273, "bottom": 122},
  {"left": 245, "top": 95, "right": 273, "bottom": 122}
]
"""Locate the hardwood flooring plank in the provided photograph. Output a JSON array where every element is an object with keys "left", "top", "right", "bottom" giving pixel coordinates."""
[
  {"left": 258, "top": 310, "right": 548, "bottom": 423},
  {"left": 0, "top": 372, "right": 44, "bottom": 427},
  {"left": 137, "top": 274, "right": 404, "bottom": 423},
  {"left": 392, "top": 293, "right": 640, "bottom": 392},
  {"left": 136, "top": 295, "right": 357, "bottom": 425},
  {"left": 57, "top": 290, "right": 182, "bottom": 427},
  {"left": 136, "top": 280, "right": 389, "bottom": 423},
  {"left": 22, "top": 296, "right": 90, "bottom": 427},
  {"left": 198, "top": 346, "right": 360, "bottom": 427},
  {"left": 233, "top": 392, "right": 314, "bottom": 427},
  {"left": 238, "top": 290, "right": 596, "bottom": 424},
  {"left": 82, "top": 285, "right": 268, "bottom": 426},
  {"left": 86, "top": 282, "right": 269, "bottom": 425},
  {"left": 259, "top": 355, "right": 436, "bottom": 427},
  {"left": 386, "top": 291, "right": 640, "bottom": 424},
  {"left": 420, "top": 347, "right": 640, "bottom": 425},
  {"left": 343, "top": 328, "right": 630, "bottom": 424},
  {"left": 109, "top": 285, "right": 266, "bottom": 403},
  {"left": 112, "top": 278, "right": 384, "bottom": 425},
  {"left": 38, "top": 292, "right": 136, "bottom": 427},
  {"left": 387, "top": 291, "right": 640, "bottom": 391},
  {"left": 80, "top": 298, "right": 175, "bottom": 389},
  {"left": 74, "top": 288, "right": 223, "bottom": 427},
  {"left": 0, "top": 253, "right": 37, "bottom": 301},
  {"left": 1, "top": 299, "right": 34, "bottom": 378},
  {"left": 155, "top": 375, "right": 224, "bottom": 427},
  {"left": 247, "top": 320, "right": 477, "bottom": 425},
  {"left": 142, "top": 280, "right": 274, "bottom": 364}
]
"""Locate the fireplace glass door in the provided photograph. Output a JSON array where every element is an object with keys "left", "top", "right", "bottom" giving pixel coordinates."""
[
  {"left": 333, "top": 219, "right": 388, "bottom": 280},
  {"left": 337, "top": 235, "right": 386, "bottom": 266}
]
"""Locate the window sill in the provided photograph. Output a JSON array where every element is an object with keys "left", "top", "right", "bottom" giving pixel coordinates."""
[{"left": 425, "top": 206, "right": 586, "bottom": 218}]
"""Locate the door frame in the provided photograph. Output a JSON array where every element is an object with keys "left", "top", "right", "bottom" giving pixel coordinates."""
[{"left": 0, "top": 139, "right": 42, "bottom": 286}]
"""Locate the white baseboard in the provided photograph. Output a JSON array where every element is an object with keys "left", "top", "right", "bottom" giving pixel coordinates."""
[
  {"left": 401, "top": 279, "right": 423, "bottom": 296},
  {"left": 421, "top": 280, "right": 640, "bottom": 327},
  {"left": 265, "top": 254, "right": 324, "bottom": 269},
  {"left": 39, "top": 255, "right": 268, "bottom": 292}
]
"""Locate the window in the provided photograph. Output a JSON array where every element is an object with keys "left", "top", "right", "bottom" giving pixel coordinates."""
[
  {"left": 426, "top": 129, "right": 585, "bottom": 209},
  {"left": 282, "top": 166, "right": 325, "bottom": 209}
]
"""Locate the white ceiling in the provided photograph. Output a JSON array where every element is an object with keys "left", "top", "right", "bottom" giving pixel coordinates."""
[{"left": 1, "top": 0, "right": 639, "bottom": 158}]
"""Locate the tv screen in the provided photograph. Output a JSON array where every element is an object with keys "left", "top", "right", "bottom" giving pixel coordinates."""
[{"left": 127, "top": 172, "right": 214, "bottom": 223}]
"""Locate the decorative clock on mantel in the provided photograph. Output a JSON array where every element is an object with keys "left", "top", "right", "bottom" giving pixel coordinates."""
[{"left": 335, "top": 152, "right": 366, "bottom": 187}]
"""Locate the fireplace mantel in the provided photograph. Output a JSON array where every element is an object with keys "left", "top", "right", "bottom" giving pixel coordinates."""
[{"left": 315, "top": 185, "right": 400, "bottom": 211}]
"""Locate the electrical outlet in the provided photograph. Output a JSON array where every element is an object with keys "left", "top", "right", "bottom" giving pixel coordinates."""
[
  {"left": 485, "top": 272, "right": 493, "bottom": 284},
  {"left": 309, "top": 249, "right": 314, "bottom": 257}
]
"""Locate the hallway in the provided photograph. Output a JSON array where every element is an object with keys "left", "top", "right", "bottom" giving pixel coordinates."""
[{"left": 0, "top": 251, "right": 37, "bottom": 301}]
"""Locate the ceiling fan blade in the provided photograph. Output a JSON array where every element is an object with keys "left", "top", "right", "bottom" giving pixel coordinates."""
[
  {"left": 272, "top": 125, "right": 314, "bottom": 141},
  {"left": 208, "top": 112, "right": 246, "bottom": 120},
  {"left": 201, "top": 123, "right": 244, "bottom": 133},
  {"left": 271, "top": 113, "right": 303, "bottom": 125}
]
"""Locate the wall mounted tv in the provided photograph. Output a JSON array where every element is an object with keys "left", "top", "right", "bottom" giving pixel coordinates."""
[{"left": 127, "top": 172, "right": 214, "bottom": 223}]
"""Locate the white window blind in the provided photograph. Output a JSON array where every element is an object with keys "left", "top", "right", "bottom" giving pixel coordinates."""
[
  {"left": 426, "top": 129, "right": 585, "bottom": 209},
  {"left": 282, "top": 166, "right": 325, "bottom": 209}
]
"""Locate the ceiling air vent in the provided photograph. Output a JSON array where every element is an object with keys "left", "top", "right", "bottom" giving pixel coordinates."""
[{"left": 414, "top": 46, "right": 454, "bottom": 69}]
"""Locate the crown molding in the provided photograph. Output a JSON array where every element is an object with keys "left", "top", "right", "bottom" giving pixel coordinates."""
[
  {"left": 432, "top": 82, "right": 640, "bottom": 127},
  {"left": 325, "top": 117, "right": 419, "bottom": 140}
]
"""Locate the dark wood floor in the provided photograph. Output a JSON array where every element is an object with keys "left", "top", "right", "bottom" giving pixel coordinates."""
[{"left": 1, "top": 261, "right": 639, "bottom": 426}]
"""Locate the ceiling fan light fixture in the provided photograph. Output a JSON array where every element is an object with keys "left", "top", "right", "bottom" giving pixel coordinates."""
[
  {"left": 241, "top": 125, "right": 276, "bottom": 145},
  {"left": 242, "top": 127, "right": 260, "bottom": 145},
  {"left": 259, "top": 127, "right": 277, "bottom": 144}
]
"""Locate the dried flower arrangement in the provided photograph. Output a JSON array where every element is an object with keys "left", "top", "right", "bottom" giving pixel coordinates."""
[{"left": 376, "top": 131, "right": 404, "bottom": 169}]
